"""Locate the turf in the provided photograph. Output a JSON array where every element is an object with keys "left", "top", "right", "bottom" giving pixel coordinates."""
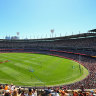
[{"left": 0, "top": 53, "right": 88, "bottom": 86}]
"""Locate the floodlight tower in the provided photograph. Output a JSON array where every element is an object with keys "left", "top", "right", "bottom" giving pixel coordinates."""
[
  {"left": 51, "top": 29, "right": 54, "bottom": 38},
  {"left": 16, "top": 32, "right": 20, "bottom": 39}
]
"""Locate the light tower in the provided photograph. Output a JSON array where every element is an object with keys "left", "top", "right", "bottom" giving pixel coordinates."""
[
  {"left": 51, "top": 29, "right": 54, "bottom": 38},
  {"left": 16, "top": 32, "right": 20, "bottom": 39}
]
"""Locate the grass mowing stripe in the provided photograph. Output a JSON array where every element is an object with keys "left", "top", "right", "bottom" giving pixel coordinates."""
[{"left": 0, "top": 53, "right": 89, "bottom": 86}]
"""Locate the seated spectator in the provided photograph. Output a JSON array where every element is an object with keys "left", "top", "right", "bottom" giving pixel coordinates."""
[
  {"left": 32, "top": 88, "right": 37, "bottom": 96},
  {"left": 4, "top": 84, "right": 9, "bottom": 91},
  {"left": 27, "top": 88, "right": 32, "bottom": 96},
  {"left": 59, "top": 89, "right": 65, "bottom": 96},
  {"left": 20, "top": 90, "right": 25, "bottom": 96},
  {"left": 4, "top": 90, "right": 11, "bottom": 96},
  {"left": 12, "top": 89, "right": 17, "bottom": 96},
  {"left": 73, "top": 90, "right": 78, "bottom": 96},
  {"left": 0, "top": 84, "right": 3, "bottom": 89},
  {"left": 18, "top": 87, "right": 21, "bottom": 95}
]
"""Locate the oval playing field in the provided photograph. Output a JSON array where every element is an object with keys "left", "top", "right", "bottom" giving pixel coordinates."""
[{"left": 0, "top": 53, "right": 88, "bottom": 86}]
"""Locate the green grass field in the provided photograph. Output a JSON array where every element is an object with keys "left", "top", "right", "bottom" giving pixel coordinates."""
[{"left": 0, "top": 53, "right": 88, "bottom": 86}]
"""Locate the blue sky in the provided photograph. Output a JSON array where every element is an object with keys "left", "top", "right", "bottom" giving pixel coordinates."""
[{"left": 0, "top": 0, "right": 96, "bottom": 39}]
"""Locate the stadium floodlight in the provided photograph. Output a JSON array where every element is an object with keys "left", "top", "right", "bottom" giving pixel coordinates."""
[
  {"left": 16, "top": 32, "right": 19, "bottom": 35},
  {"left": 51, "top": 29, "right": 54, "bottom": 38},
  {"left": 60, "top": 33, "right": 61, "bottom": 37},
  {"left": 46, "top": 34, "right": 47, "bottom": 38},
  {"left": 16, "top": 32, "right": 20, "bottom": 39}
]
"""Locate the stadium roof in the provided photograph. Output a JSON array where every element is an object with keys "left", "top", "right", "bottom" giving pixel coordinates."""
[
  {"left": 88, "top": 29, "right": 96, "bottom": 32},
  {"left": 1, "top": 32, "right": 96, "bottom": 42}
]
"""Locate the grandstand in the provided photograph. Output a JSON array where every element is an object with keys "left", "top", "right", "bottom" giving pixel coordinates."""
[
  {"left": 0, "top": 32, "right": 96, "bottom": 95},
  {"left": 0, "top": 32, "right": 96, "bottom": 56}
]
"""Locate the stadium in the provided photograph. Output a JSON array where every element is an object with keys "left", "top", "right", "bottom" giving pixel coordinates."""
[
  {"left": 0, "top": 30, "right": 96, "bottom": 95},
  {"left": 0, "top": 0, "right": 96, "bottom": 95}
]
